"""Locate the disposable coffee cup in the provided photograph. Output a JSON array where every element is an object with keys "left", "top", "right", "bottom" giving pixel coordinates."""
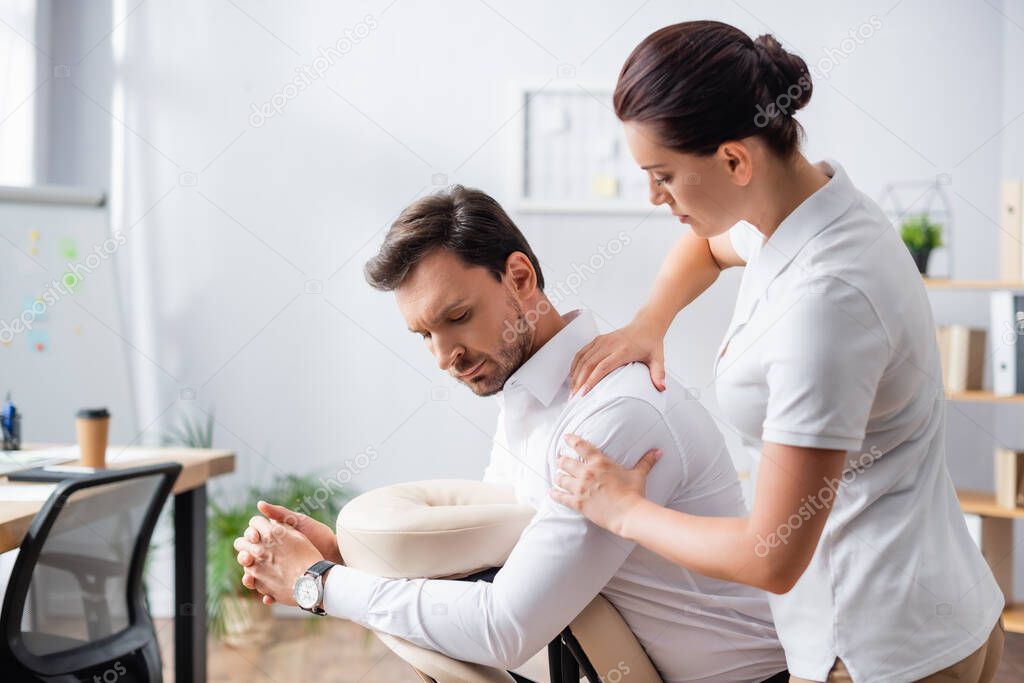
[{"left": 76, "top": 407, "right": 110, "bottom": 469}]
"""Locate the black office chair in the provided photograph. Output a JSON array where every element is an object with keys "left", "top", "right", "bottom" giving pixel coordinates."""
[{"left": 0, "top": 462, "right": 182, "bottom": 682}]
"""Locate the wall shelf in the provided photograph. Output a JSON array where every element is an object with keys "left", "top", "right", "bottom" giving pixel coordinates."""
[
  {"left": 514, "top": 200, "right": 658, "bottom": 215},
  {"left": 1004, "top": 604, "right": 1024, "bottom": 634},
  {"left": 946, "top": 390, "right": 1024, "bottom": 403},
  {"left": 924, "top": 278, "right": 1024, "bottom": 291},
  {"left": 957, "top": 489, "right": 1023, "bottom": 633},
  {"left": 957, "top": 489, "right": 1024, "bottom": 518}
]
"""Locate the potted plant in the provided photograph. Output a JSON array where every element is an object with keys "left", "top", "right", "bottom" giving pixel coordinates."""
[
  {"left": 208, "top": 475, "right": 348, "bottom": 644},
  {"left": 163, "top": 410, "right": 349, "bottom": 645},
  {"left": 162, "top": 411, "right": 265, "bottom": 645},
  {"left": 208, "top": 489, "right": 273, "bottom": 646},
  {"left": 900, "top": 214, "right": 943, "bottom": 275}
]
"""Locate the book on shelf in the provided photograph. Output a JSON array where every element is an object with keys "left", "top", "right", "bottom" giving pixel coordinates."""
[
  {"left": 936, "top": 325, "right": 986, "bottom": 391},
  {"left": 999, "top": 180, "right": 1024, "bottom": 280},
  {"left": 995, "top": 448, "right": 1024, "bottom": 509},
  {"left": 990, "top": 292, "right": 1024, "bottom": 395}
]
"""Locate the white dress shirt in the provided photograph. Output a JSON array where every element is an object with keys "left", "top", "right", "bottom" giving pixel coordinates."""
[
  {"left": 325, "top": 310, "right": 787, "bottom": 682},
  {"left": 716, "top": 161, "right": 1004, "bottom": 683}
]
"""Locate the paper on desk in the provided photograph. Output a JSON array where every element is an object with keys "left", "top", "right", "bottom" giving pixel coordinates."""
[
  {"left": 4, "top": 446, "right": 166, "bottom": 463},
  {"left": 0, "top": 448, "right": 77, "bottom": 477},
  {"left": 0, "top": 484, "right": 57, "bottom": 501}
]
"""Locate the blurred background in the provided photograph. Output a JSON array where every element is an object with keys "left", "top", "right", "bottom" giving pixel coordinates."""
[{"left": 1, "top": 0, "right": 1023, "bottom": 680}]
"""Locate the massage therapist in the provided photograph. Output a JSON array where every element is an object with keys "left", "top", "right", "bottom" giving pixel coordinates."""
[{"left": 551, "top": 21, "right": 1004, "bottom": 683}]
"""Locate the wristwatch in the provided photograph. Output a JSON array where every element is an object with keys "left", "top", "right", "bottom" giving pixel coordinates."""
[{"left": 293, "top": 560, "right": 337, "bottom": 615}]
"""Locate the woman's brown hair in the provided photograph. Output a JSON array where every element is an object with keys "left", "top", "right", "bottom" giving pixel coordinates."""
[{"left": 613, "top": 21, "right": 812, "bottom": 157}]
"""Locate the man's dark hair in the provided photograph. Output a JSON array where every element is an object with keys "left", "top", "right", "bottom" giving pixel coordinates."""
[{"left": 364, "top": 185, "right": 545, "bottom": 291}]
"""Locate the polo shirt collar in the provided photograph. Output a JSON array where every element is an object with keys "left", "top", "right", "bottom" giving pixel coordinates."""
[
  {"left": 504, "top": 309, "right": 597, "bottom": 407},
  {"left": 745, "top": 160, "right": 857, "bottom": 294}
]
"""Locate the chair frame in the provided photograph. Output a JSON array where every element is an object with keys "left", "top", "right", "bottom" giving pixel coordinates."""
[
  {"left": 0, "top": 462, "right": 182, "bottom": 680},
  {"left": 460, "top": 568, "right": 603, "bottom": 683}
]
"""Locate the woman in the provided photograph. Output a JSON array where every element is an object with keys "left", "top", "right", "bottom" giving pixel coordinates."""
[{"left": 551, "top": 21, "right": 1004, "bottom": 683}]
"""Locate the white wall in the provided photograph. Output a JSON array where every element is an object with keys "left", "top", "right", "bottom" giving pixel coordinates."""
[{"left": 35, "top": 0, "right": 1023, "bottom": 603}]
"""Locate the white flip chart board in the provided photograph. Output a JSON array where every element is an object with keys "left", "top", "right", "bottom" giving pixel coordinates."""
[{"left": 0, "top": 185, "right": 137, "bottom": 445}]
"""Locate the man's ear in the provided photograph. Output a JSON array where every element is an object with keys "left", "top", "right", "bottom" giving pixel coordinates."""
[
  {"left": 504, "top": 252, "right": 539, "bottom": 299},
  {"left": 717, "top": 141, "right": 753, "bottom": 187}
]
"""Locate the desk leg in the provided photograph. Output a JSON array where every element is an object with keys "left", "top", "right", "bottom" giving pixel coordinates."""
[{"left": 174, "top": 484, "right": 207, "bottom": 683}]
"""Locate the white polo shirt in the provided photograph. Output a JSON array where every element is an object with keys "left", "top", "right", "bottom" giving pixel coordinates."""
[
  {"left": 715, "top": 160, "right": 1003, "bottom": 682},
  {"left": 327, "top": 310, "right": 788, "bottom": 682}
]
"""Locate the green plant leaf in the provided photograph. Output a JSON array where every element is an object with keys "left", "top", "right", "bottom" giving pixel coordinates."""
[{"left": 900, "top": 213, "right": 943, "bottom": 250}]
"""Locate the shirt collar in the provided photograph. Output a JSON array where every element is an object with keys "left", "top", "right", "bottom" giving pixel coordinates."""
[
  {"left": 504, "top": 309, "right": 597, "bottom": 407},
  {"left": 745, "top": 159, "right": 857, "bottom": 294}
]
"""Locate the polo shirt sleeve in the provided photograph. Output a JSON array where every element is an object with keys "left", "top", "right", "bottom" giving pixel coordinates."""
[
  {"left": 759, "top": 276, "right": 889, "bottom": 452},
  {"left": 729, "top": 220, "right": 765, "bottom": 264}
]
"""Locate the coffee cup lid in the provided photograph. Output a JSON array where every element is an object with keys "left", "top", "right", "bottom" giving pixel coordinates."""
[{"left": 76, "top": 407, "right": 110, "bottom": 419}]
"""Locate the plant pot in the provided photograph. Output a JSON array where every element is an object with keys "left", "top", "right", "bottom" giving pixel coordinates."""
[
  {"left": 220, "top": 594, "right": 273, "bottom": 648},
  {"left": 910, "top": 247, "right": 932, "bottom": 274}
]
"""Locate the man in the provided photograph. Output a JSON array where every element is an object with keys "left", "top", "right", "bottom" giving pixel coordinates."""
[{"left": 234, "top": 186, "right": 788, "bottom": 682}]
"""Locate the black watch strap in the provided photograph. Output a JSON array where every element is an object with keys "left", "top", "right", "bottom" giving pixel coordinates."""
[
  {"left": 306, "top": 559, "right": 336, "bottom": 578},
  {"left": 303, "top": 560, "right": 337, "bottom": 616}
]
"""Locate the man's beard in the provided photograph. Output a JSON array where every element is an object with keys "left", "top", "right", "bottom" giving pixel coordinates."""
[{"left": 455, "top": 297, "right": 533, "bottom": 397}]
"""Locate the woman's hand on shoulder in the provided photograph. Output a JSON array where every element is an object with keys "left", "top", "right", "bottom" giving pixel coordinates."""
[{"left": 570, "top": 315, "right": 666, "bottom": 395}]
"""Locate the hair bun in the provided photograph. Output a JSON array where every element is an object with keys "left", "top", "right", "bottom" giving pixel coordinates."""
[{"left": 753, "top": 34, "right": 812, "bottom": 110}]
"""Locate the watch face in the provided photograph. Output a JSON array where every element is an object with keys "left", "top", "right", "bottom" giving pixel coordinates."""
[{"left": 294, "top": 575, "right": 320, "bottom": 609}]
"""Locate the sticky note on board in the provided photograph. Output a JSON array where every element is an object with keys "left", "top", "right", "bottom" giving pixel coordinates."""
[
  {"left": 21, "top": 295, "right": 47, "bottom": 322},
  {"left": 61, "top": 270, "right": 81, "bottom": 293},
  {"left": 27, "top": 329, "right": 49, "bottom": 352},
  {"left": 58, "top": 236, "right": 77, "bottom": 260},
  {"left": 591, "top": 174, "right": 620, "bottom": 198},
  {"left": 29, "top": 230, "right": 39, "bottom": 242}
]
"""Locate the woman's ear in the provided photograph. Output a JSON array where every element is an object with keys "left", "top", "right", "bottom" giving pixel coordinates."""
[
  {"left": 505, "top": 251, "right": 539, "bottom": 298},
  {"left": 718, "top": 141, "right": 754, "bottom": 187}
]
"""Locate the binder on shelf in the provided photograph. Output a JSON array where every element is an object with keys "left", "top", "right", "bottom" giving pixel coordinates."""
[
  {"left": 991, "top": 291, "right": 1024, "bottom": 395},
  {"left": 1000, "top": 180, "right": 1024, "bottom": 281},
  {"left": 995, "top": 448, "right": 1024, "bottom": 509},
  {"left": 937, "top": 325, "right": 986, "bottom": 391}
]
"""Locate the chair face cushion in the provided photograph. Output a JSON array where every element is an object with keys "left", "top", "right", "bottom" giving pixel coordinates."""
[
  {"left": 375, "top": 632, "right": 516, "bottom": 683},
  {"left": 336, "top": 479, "right": 537, "bottom": 579}
]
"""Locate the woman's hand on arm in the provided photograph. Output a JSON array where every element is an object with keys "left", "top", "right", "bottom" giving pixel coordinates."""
[
  {"left": 551, "top": 437, "right": 846, "bottom": 594},
  {"left": 570, "top": 231, "right": 729, "bottom": 395},
  {"left": 550, "top": 434, "right": 663, "bottom": 535}
]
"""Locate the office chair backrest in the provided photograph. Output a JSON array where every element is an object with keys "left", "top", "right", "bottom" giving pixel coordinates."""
[{"left": 0, "top": 462, "right": 181, "bottom": 680}]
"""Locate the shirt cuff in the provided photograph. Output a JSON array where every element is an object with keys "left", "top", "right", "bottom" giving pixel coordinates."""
[
  {"left": 322, "top": 564, "right": 382, "bottom": 622},
  {"left": 761, "top": 426, "right": 863, "bottom": 452}
]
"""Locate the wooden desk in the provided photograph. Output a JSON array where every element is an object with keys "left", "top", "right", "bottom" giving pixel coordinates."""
[{"left": 0, "top": 445, "right": 235, "bottom": 683}]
